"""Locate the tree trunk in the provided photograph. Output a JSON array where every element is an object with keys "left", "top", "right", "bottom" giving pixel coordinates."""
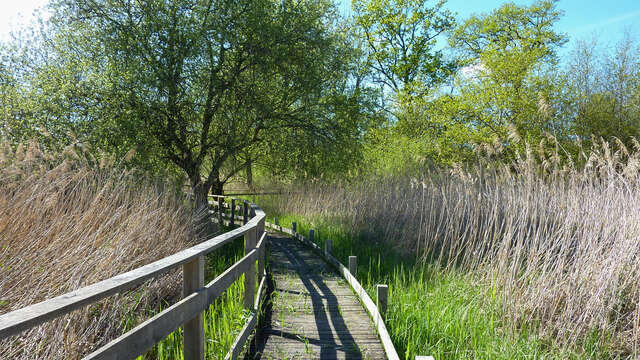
[
  {"left": 211, "top": 180, "right": 224, "bottom": 196},
  {"left": 191, "top": 177, "right": 215, "bottom": 238},
  {"left": 246, "top": 160, "right": 254, "bottom": 191}
]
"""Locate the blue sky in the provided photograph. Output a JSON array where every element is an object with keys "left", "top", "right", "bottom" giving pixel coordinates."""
[
  {"left": 2, "top": 0, "right": 639, "bottom": 53},
  {"left": 338, "top": 0, "right": 640, "bottom": 56}
]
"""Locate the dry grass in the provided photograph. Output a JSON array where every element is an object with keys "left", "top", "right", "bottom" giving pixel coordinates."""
[
  {"left": 0, "top": 139, "right": 201, "bottom": 359},
  {"left": 270, "top": 137, "right": 640, "bottom": 356}
]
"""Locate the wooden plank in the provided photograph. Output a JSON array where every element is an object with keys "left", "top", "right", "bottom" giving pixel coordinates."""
[
  {"left": 244, "top": 226, "right": 256, "bottom": 309},
  {"left": 252, "top": 234, "right": 387, "bottom": 360},
  {"left": 0, "top": 212, "right": 265, "bottom": 339},
  {"left": 84, "top": 249, "right": 257, "bottom": 360},
  {"left": 225, "top": 312, "right": 257, "bottom": 360},
  {"left": 262, "top": 225, "right": 401, "bottom": 360},
  {"left": 224, "top": 275, "right": 267, "bottom": 360},
  {"left": 183, "top": 257, "right": 205, "bottom": 360}
]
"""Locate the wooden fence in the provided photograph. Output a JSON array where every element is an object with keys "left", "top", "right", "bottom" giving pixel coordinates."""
[
  {"left": 265, "top": 220, "right": 434, "bottom": 360},
  {"left": 0, "top": 196, "right": 267, "bottom": 360}
]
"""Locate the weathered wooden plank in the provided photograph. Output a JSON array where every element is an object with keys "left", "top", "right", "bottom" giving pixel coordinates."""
[
  {"left": 262, "top": 226, "right": 401, "bottom": 360},
  {"left": 244, "top": 227, "right": 256, "bottom": 309},
  {"left": 253, "top": 234, "right": 387, "bottom": 360},
  {"left": 84, "top": 249, "right": 257, "bottom": 360},
  {"left": 0, "top": 212, "right": 265, "bottom": 340},
  {"left": 224, "top": 275, "right": 267, "bottom": 360},
  {"left": 183, "top": 256, "right": 205, "bottom": 360}
]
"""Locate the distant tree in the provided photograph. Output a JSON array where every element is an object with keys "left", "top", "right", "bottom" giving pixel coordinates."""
[
  {"left": 353, "top": 0, "right": 457, "bottom": 101},
  {"left": 446, "top": 0, "right": 567, "bottom": 147},
  {"left": 564, "top": 35, "right": 640, "bottom": 148}
]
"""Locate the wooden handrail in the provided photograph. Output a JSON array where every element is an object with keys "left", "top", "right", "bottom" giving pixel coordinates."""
[
  {"left": 0, "top": 196, "right": 267, "bottom": 360},
  {"left": 264, "top": 221, "right": 403, "bottom": 360}
]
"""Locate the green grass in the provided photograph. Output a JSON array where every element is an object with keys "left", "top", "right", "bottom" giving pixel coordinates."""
[
  {"left": 260, "top": 208, "right": 612, "bottom": 360},
  {"left": 120, "top": 224, "right": 256, "bottom": 360}
]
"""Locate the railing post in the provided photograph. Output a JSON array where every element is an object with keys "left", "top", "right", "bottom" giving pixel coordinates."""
[
  {"left": 244, "top": 225, "right": 256, "bottom": 309},
  {"left": 243, "top": 201, "right": 249, "bottom": 225},
  {"left": 292, "top": 222, "right": 297, "bottom": 237},
  {"left": 231, "top": 198, "right": 236, "bottom": 227},
  {"left": 325, "top": 238, "right": 332, "bottom": 256},
  {"left": 309, "top": 229, "right": 314, "bottom": 244},
  {"left": 183, "top": 256, "right": 204, "bottom": 360},
  {"left": 217, "top": 196, "right": 223, "bottom": 225},
  {"left": 376, "top": 284, "right": 388, "bottom": 319},
  {"left": 257, "top": 215, "right": 266, "bottom": 284},
  {"left": 349, "top": 256, "right": 357, "bottom": 276}
]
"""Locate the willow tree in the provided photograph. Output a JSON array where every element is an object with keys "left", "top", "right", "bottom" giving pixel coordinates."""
[{"left": 42, "top": 0, "right": 356, "bottom": 209}]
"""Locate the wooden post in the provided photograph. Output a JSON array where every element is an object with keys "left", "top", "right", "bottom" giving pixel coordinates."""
[
  {"left": 275, "top": 218, "right": 279, "bottom": 226},
  {"left": 349, "top": 256, "right": 357, "bottom": 276},
  {"left": 257, "top": 216, "right": 266, "bottom": 284},
  {"left": 292, "top": 222, "right": 297, "bottom": 236},
  {"left": 325, "top": 238, "right": 332, "bottom": 256},
  {"left": 183, "top": 256, "right": 204, "bottom": 360},
  {"left": 217, "top": 196, "right": 223, "bottom": 225},
  {"left": 231, "top": 198, "right": 236, "bottom": 227},
  {"left": 309, "top": 229, "right": 314, "bottom": 244},
  {"left": 243, "top": 201, "right": 249, "bottom": 225},
  {"left": 376, "top": 284, "right": 388, "bottom": 319},
  {"left": 244, "top": 226, "right": 256, "bottom": 309}
]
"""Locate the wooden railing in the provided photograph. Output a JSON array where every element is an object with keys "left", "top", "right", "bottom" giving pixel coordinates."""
[
  {"left": 0, "top": 196, "right": 267, "bottom": 360},
  {"left": 265, "top": 220, "right": 434, "bottom": 360}
]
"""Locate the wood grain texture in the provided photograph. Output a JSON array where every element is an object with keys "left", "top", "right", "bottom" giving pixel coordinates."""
[
  {"left": 263, "top": 223, "right": 401, "bottom": 360},
  {"left": 85, "top": 248, "right": 257, "bottom": 360},
  {"left": 248, "top": 233, "right": 387, "bottom": 360}
]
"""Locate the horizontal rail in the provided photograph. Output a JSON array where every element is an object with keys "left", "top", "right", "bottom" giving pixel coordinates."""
[
  {"left": 1, "top": 196, "right": 267, "bottom": 360},
  {"left": 85, "top": 248, "right": 258, "bottom": 359},
  {"left": 224, "top": 271, "right": 267, "bottom": 360},
  {"left": 264, "top": 221, "right": 401, "bottom": 360}
]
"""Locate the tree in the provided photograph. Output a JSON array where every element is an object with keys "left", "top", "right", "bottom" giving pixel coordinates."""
[
  {"left": 563, "top": 35, "right": 640, "bottom": 148},
  {"left": 446, "top": 0, "right": 567, "bottom": 148},
  {"left": 25, "top": 0, "right": 361, "bottom": 211},
  {"left": 353, "top": 0, "right": 457, "bottom": 101}
]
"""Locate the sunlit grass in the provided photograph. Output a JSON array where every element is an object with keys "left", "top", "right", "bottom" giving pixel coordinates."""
[{"left": 259, "top": 206, "right": 620, "bottom": 359}]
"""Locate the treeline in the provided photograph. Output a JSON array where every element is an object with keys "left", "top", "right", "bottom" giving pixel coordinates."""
[{"left": 1, "top": 0, "right": 639, "bottom": 199}]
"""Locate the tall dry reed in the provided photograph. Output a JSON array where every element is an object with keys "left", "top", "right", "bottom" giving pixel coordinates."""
[
  {"left": 0, "top": 139, "right": 200, "bottom": 359},
  {"left": 271, "top": 138, "right": 640, "bottom": 355}
]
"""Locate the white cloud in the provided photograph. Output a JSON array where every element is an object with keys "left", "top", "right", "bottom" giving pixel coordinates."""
[{"left": 460, "top": 62, "right": 488, "bottom": 78}]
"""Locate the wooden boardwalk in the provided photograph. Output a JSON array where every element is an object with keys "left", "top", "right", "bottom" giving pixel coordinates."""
[{"left": 248, "top": 233, "right": 386, "bottom": 359}]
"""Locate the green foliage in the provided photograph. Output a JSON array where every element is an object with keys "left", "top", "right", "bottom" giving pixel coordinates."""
[
  {"left": 563, "top": 35, "right": 640, "bottom": 149},
  {"left": 446, "top": 0, "right": 567, "bottom": 145},
  {"left": 257, "top": 211, "right": 605, "bottom": 359},
  {"left": 1, "top": 0, "right": 373, "bottom": 199},
  {"left": 353, "top": 0, "right": 457, "bottom": 97},
  {"left": 378, "top": 0, "right": 570, "bottom": 172}
]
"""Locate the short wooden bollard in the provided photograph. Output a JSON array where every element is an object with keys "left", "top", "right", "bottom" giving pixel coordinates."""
[
  {"left": 325, "top": 238, "right": 332, "bottom": 255},
  {"left": 376, "top": 284, "right": 388, "bottom": 319},
  {"left": 217, "top": 197, "right": 223, "bottom": 224},
  {"left": 275, "top": 217, "right": 279, "bottom": 226},
  {"left": 183, "top": 256, "right": 205, "bottom": 360},
  {"left": 243, "top": 201, "right": 249, "bottom": 225},
  {"left": 349, "top": 256, "right": 357, "bottom": 276},
  {"left": 309, "top": 229, "right": 315, "bottom": 244},
  {"left": 230, "top": 198, "right": 236, "bottom": 227},
  {"left": 292, "top": 222, "right": 297, "bottom": 236}
]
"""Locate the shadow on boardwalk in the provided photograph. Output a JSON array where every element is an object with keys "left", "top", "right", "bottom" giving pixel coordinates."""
[{"left": 247, "top": 233, "right": 386, "bottom": 360}]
